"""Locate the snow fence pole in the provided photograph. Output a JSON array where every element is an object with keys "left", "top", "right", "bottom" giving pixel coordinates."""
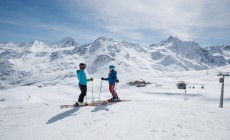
[{"left": 99, "top": 80, "right": 103, "bottom": 101}]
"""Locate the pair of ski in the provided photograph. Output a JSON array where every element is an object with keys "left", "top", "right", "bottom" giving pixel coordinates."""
[{"left": 60, "top": 99, "right": 131, "bottom": 109}]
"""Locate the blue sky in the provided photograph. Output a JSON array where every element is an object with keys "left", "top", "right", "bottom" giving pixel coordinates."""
[{"left": 0, "top": 0, "right": 230, "bottom": 46}]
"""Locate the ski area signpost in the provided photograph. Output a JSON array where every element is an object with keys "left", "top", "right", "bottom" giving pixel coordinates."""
[{"left": 217, "top": 72, "right": 230, "bottom": 108}]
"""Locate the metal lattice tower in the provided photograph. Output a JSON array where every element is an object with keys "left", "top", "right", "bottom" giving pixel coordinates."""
[{"left": 217, "top": 72, "right": 230, "bottom": 108}]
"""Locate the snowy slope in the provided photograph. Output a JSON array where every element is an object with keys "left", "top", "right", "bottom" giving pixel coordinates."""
[{"left": 0, "top": 65, "right": 230, "bottom": 140}]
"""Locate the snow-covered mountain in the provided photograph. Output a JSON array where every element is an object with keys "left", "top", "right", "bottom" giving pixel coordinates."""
[
  {"left": 73, "top": 36, "right": 149, "bottom": 75},
  {"left": 2, "top": 37, "right": 230, "bottom": 140},
  {"left": 51, "top": 37, "right": 78, "bottom": 48},
  {"left": 0, "top": 39, "right": 78, "bottom": 89},
  {"left": 0, "top": 36, "right": 229, "bottom": 89},
  {"left": 205, "top": 44, "right": 230, "bottom": 64},
  {"left": 0, "top": 37, "right": 153, "bottom": 89},
  {"left": 149, "top": 36, "right": 227, "bottom": 71}
]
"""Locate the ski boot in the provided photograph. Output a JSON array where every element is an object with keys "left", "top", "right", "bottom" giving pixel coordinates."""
[
  {"left": 108, "top": 97, "right": 115, "bottom": 102},
  {"left": 112, "top": 97, "right": 119, "bottom": 102},
  {"left": 74, "top": 102, "right": 79, "bottom": 107},
  {"left": 108, "top": 97, "right": 119, "bottom": 102},
  {"left": 78, "top": 102, "right": 87, "bottom": 106}
]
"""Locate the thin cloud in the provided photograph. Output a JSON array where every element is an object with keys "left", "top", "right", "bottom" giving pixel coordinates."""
[
  {"left": 68, "top": 0, "right": 230, "bottom": 45},
  {"left": 0, "top": 0, "right": 229, "bottom": 45}
]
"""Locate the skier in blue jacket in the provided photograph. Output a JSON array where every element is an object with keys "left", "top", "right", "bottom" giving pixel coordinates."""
[
  {"left": 101, "top": 65, "right": 119, "bottom": 102},
  {"left": 75, "top": 63, "right": 93, "bottom": 106}
]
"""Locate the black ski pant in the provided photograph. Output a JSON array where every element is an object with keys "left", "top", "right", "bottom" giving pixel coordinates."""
[{"left": 78, "top": 84, "right": 87, "bottom": 102}]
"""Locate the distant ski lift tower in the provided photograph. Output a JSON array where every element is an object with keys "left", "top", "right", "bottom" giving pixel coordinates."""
[
  {"left": 217, "top": 72, "right": 230, "bottom": 108},
  {"left": 176, "top": 81, "right": 187, "bottom": 100}
]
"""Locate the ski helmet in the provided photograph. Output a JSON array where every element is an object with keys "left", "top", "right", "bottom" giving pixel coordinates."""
[
  {"left": 79, "top": 63, "right": 86, "bottom": 69},
  {"left": 109, "top": 65, "right": 115, "bottom": 69}
]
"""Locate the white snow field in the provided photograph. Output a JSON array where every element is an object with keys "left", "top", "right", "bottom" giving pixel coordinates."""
[{"left": 1, "top": 65, "right": 230, "bottom": 140}]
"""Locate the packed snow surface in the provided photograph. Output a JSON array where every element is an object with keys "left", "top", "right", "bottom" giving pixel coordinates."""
[
  {"left": 1, "top": 65, "right": 230, "bottom": 140},
  {"left": 1, "top": 36, "right": 230, "bottom": 139}
]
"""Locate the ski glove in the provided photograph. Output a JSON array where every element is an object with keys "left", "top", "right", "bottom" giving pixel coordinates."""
[
  {"left": 101, "top": 77, "right": 105, "bottom": 80},
  {"left": 89, "top": 78, "right": 94, "bottom": 81},
  {"left": 116, "top": 79, "right": 119, "bottom": 83}
]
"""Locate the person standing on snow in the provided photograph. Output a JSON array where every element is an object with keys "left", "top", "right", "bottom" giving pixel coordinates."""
[
  {"left": 101, "top": 65, "right": 119, "bottom": 102},
  {"left": 75, "top": 63, "right": 93, "bottom": 106}
]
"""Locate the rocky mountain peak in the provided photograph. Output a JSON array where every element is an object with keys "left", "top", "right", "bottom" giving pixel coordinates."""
[
  {"left": 52, "top": 37, "right": 77, "bottom": 47},
  {"left": 166, "top": 36, "right": 180, "bottom": 43}
]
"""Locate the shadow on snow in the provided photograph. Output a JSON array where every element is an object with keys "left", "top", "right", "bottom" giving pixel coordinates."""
[
  {"left": 91, "top": 103, "right": 111, "bottom": 112},
  {"left": 46, "top": 107, "right": 80, "bottom": 124},
  {"left": 46, "top": 104, "right": 113, "bottom": 124}
]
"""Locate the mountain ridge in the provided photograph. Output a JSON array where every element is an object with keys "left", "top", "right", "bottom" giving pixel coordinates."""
[{"left": 0, "top": 36, "right": 229, "bottom": 89}]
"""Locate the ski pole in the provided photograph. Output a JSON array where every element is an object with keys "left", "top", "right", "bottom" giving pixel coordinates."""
[
  {"left": 115, "top": 83, "right": 117, "bottom": 91},
  {"left": 86, "top": 90, "right": 87, "bottom": 103},
  {"left": 99, "top": 80, "right": 103, "bottom": 101},
  {"left": 92, "top": 80, "right": 94, "bottom": 104}
]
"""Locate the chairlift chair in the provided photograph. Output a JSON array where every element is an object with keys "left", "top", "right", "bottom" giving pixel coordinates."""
[
  {"left": 177, "top": 82, "right": 186, "bottom": 89},
  {"left": 219, "top": 77, "right": 224, "bottom": 83}
]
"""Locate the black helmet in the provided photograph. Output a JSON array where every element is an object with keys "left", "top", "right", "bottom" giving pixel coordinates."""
[{"left": 79, "top": 63, "right": 86, "bottom": 69}]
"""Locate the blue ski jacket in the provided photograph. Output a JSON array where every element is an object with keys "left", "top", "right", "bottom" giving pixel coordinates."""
[
  {"left": 104, "top": 69, "right": 118, "bottom": 85},
  {"left": 76, "top": 69, "right": 90, "bottom": 85}
]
